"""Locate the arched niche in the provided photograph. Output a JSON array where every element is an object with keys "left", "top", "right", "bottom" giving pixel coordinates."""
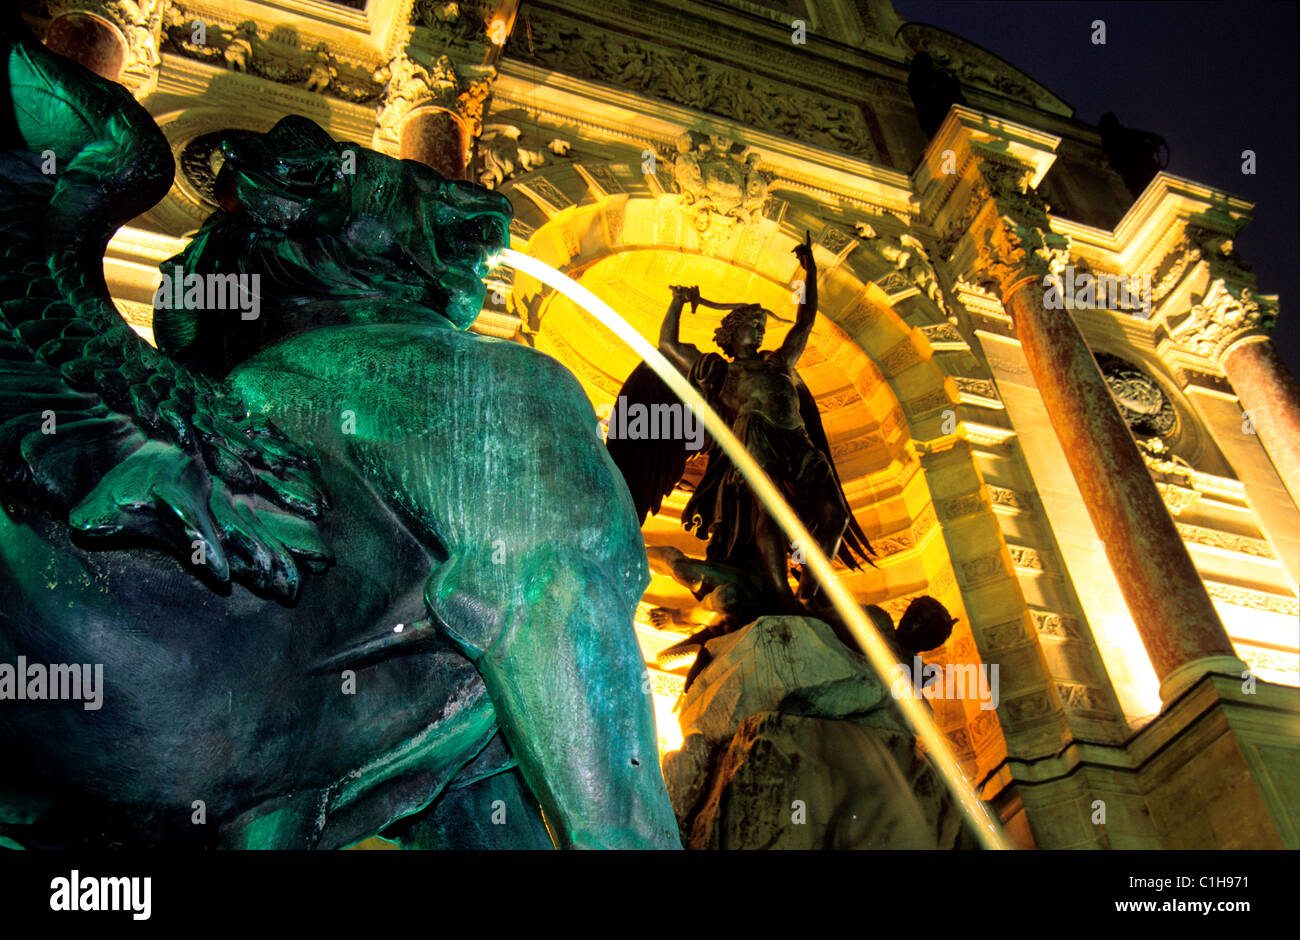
[{"left": 505, "top": 182, "right": 1063, "bottom": 778}]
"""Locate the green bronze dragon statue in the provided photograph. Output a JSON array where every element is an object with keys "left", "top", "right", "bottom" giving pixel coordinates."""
[{"left": 0, "top": 14, "right": 678, "bottom": 849}]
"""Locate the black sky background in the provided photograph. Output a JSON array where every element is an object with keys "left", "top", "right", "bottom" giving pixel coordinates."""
[{"left": 891, "top": 0, "right": 1299, "bottom": 375}]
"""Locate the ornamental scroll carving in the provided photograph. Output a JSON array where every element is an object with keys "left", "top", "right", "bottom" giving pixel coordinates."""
[
  {"left": 50, "top": 0, "right": 163, "bottom": 95},
  {"left": 372, "top": 53, "right": 495, "bottom": 160},
  {"left": 1171, "top": 279, "right": 1278, "bottom": 362},
  {"left": 670, "top": 132, "right": 772, "bottom": 235}
]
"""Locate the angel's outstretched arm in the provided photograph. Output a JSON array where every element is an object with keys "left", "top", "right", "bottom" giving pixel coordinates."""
[
  {"left": 659, "top": 285, "right": 702, "bottom": 372},
  {"left": 777, "top": 232, "right": 817, "bottom": 368}
]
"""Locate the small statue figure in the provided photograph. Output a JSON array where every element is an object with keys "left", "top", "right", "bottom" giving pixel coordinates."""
[
  {"left": 223, "top": 21, "right": 256, "bottom": 72},
  {"left": 305, "top": 42, "right": 336, "bottom": 93}
]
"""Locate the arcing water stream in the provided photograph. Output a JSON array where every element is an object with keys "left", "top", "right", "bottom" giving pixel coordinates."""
[{"left": 502, "top": 248, "right": 1012, "bottom": 850}]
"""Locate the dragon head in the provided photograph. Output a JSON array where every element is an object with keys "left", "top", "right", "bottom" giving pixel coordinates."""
[{"left": 154, "top": 116, "right": 511, "bottom": 375}]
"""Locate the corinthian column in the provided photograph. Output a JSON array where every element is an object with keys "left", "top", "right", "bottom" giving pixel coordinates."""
[
  {"left": 1173, "top": 279, "right": 1300, "bottom": 507},
  {"left": 965, "top": 157, "right": 1244, "bottom": 704},
  {"left": 45, "top": 1, "right": 163, "bottom": 95},
  {"left": 372, "top": 53, "right": 494, "bottom": 180}
]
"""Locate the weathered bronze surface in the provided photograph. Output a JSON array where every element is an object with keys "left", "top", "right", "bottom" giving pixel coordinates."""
[{"left": 0, "top": 17, "right": 678, "bottom": 849}]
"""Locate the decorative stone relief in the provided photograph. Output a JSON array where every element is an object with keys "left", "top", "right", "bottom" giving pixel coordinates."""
[
  {"left": 669, "top": 131, "right": 771, "bottom": 237},
  {"left": 476, "top": 125, "right": 571, "bottom": 189},
  {"left": 1009, "top": 546, "right": 1043, "bottom": 570},
  {"left": 50, "top": 0, "right": 163, "bottom": 95},
  {"left": 411, "top": 0, "right": 496, "bottom": 46},
  {"left": 920, "top": 322, "right": 967, "bottom": 350},
  {"left": 939, "top": 491, "right": 985, "bottom": 521},
  {"left": 982, "top": 618, "right": 1028, "bottom": 652},
  {"left": 1156, "top": 482, "right": 1199, "bottom": 516},
  {"left": 865, "top": 232, "right": 948, "bottom": 314},
  {"left": 1174, "top": 523, "right": 1276, "bottom": 559},
  {"left": 1095, "top": 354, "right": 1177, "bottom": 439},
  {"left": 508, "top": 11, "right": 879, "bottom": 159},
  {"left": 1171, "top": 279, "right": 1278, "bottom": 362},
  {"left": 954, "top": 377, "right": 1000, "bottom": 403},
  {"left": 941, "top": 156, "right": 1068, "bottom": 296},
  {"left": 987, "top": 485, "right": 1029, "bottom": 511},
  {"left": 1205, "top": 582, "right": 1299, "bottom": 617},
  {"left": 1030, "top": 610, "right": 1080, "bottom": 639},
  {"left": 161, "top": 8, "right": 385, "bottom": 102},
  {"left": 372, "top": 53, "right": 494, "bottom": 161},
  {"left": 1003, "top": 690, "right": 1054, "bottom": 722},
  {"left": 878, "top": 338, "right": 921, "bottom": 376},
  {"left": 1056, "top": 682, "right": 1109, "bottom": 715}
]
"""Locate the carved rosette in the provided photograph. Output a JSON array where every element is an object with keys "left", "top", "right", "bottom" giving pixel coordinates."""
[
  {"left": 1172, "top": 279, "right": 1278, "bottom": 363},
  {"left": 48, "top": 0, "right": 163, "bottom": 95}
]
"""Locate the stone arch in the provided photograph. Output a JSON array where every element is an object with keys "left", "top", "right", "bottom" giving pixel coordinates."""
[{"left": 502, "top": 167, "right": 1069, "bottom": 781}]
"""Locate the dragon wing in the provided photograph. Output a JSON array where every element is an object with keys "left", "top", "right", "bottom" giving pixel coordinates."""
[
  {"left": 0, "top": 18, "right": 330, "bottom": 601},
  {"left": 605, "top": 360, "right": 698, "bottom": 524},
  {"left": 793, "top": 369, "right": 875, "bottom": 569}
]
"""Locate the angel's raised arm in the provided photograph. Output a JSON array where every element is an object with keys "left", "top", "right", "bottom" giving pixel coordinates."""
[
  {"left": 659, "top": 285, "right": 703, "bottom": 373},
  {"left": 777, "top": 232, "right": 817, "bottom": 368}
]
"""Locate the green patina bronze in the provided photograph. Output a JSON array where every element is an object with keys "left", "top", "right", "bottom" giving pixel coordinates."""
[{"left": 0, "top": 14, "right": 678, "bottom": 849}]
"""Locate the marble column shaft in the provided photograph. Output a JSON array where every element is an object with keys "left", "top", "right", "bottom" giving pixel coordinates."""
[
  {"left": 1223, "top": 337, "right": 1300, "bottom": 509},
  {"left": 1000, "top": 275, "right": 1240, "bottom": 699}
]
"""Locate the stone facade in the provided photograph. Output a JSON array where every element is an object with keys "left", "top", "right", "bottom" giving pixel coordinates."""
[{"left": 24, "top": 0, "right": 1298, "bottom": 849}]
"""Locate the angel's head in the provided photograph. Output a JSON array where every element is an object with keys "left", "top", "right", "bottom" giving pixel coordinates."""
[{"left": 714, "top": 304, "right": 769, "bottom": 358}]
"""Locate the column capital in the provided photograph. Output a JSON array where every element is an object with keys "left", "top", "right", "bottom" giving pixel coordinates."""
[
  {"left": 1172, "top": 278, "right": 1279, "bottom": 363},
  {"left": 48, "top": 0, "right": 163, "bottom": 96},
  {"left": 957, "top": 154, "right": 1071, "bottom": 299},
  {"left": 910, "top": 107, "right": 1067, "bottom": 301},
  {"left": 372, "top": 51, "right": 495, "bottom": 167}
]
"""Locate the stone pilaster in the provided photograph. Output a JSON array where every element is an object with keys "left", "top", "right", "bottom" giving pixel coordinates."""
[{"left": 930, "top": 133, "right": 1246, "bottom": 704}]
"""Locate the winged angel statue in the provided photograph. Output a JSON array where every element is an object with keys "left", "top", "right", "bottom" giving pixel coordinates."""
[
  {"left": 607, "top": 235, "right": 872, "bottom": 625},
  {"left": 606, "top": 236, "right": 956, "bottom": 679},
  {"left": 0, "top": 17, "right": 677, "bottom": 849}
]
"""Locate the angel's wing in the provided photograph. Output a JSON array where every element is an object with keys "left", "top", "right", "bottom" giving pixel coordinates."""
[
  {"left": 605, "top": 361, "right": 698, "bottom": 524},
  {"left": 794, "top": 370, "right": 875, "bottom": 569},
  {"left": 0, "top": 18, "right": 330, "bottom": 601}
]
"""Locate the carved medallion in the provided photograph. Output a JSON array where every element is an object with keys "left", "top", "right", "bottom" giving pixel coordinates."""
[{"left": 1095, "top": 354, "right": 1176, "bottom": 439}]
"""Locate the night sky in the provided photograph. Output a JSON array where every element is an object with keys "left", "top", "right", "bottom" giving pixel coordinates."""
[{"left": 891, "top": 0, "right": 1299, "bottom": 374}]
